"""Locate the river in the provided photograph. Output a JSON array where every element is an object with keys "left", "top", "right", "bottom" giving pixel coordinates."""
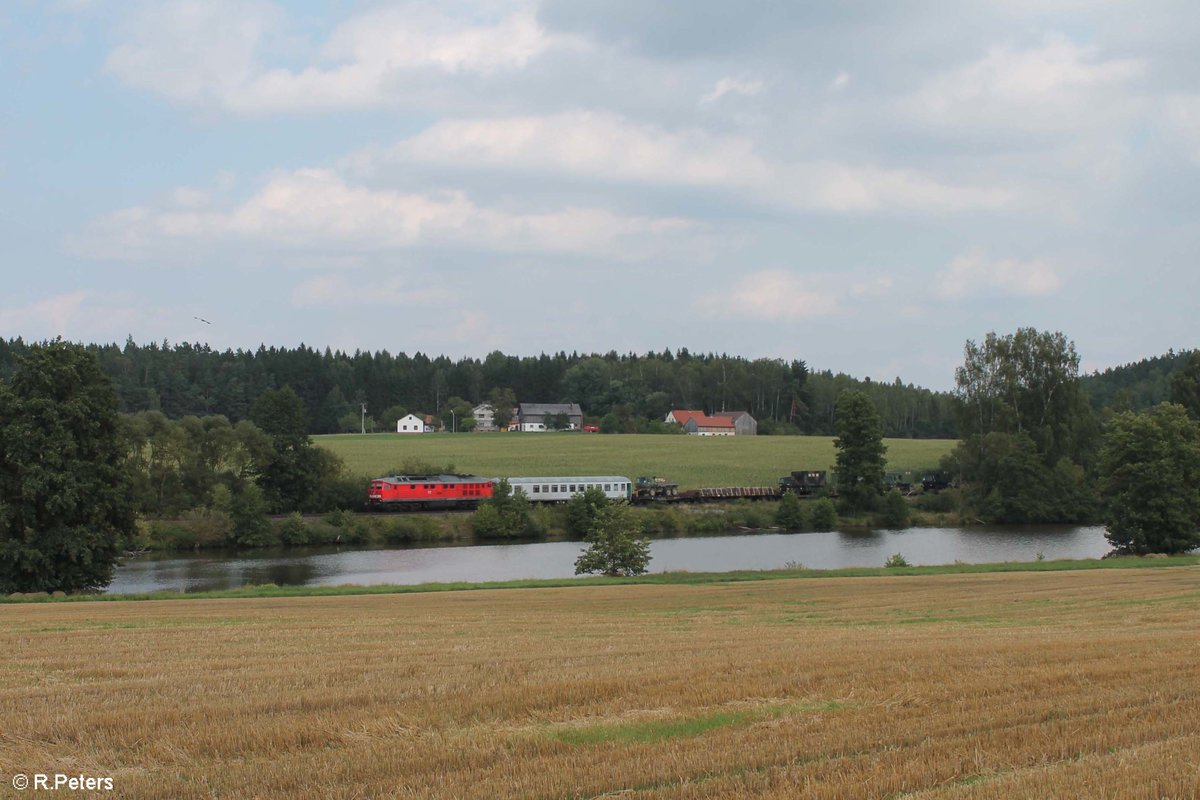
[{"left": 106, "top": 525, "right": 1113, "bottom": 594}]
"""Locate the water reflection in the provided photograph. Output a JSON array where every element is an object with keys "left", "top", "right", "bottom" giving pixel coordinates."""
[{"left": 107, "top": 525, "right": 1116, "bottom": 595}]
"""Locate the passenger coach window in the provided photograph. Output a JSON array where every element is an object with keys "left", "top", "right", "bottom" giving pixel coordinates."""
[
  {"left": 604, "top": 484, "right": 611, "bottom": 491},
  {"left": 533, "top": 486, "right": 540, "bottom": 493}
]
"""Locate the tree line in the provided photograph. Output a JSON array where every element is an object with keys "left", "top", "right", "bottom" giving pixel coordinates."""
[{"left": 0, "top": 338, "right": 960, "bottom": 437}]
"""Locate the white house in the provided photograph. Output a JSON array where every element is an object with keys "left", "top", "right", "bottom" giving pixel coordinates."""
[{"left": 396, "top": 413, "right": 430, "bottom": 434}]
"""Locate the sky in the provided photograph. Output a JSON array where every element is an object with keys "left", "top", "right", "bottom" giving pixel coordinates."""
[{"left": 1, "top": 1, "right": 1197, "bottom": 390}]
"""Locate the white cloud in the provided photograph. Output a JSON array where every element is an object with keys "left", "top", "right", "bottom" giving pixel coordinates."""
[
  {"left": 908, "top": 35, "right": 1145, "bottom": 135},
  {"left": 850, "top": 276, "right": 895, "bottom": 297},
  {"left": 105, "top": 0, "right": 280, "bottom": 107},
  {"left": 104, "top": 1, "right": 576, "bottom": 113},
  {"left": 0, "top": 290, "right": 170, "bottom": 341},
  {"left": 373, "top": 111, "right": 772, "bottom": 188},
  {"left": 696, "top": 270, "right": 840, "bottom": 321},
  {"left": 72, "top": 168, "right": 692, "bottom": 261},
  {"left": 363, "top": 112, "right": 1023, "bottom": 215},
  {"left": 1165, "top": 94, "right": 1200, "bottom": 164},
  {"left": 828, "top": 71, "right": 851, "bottom": 93},
  {"left": 290, "top": 274, "right": 451, "bottom": 308},
  {"left": 935, "top": 250, "right": 1062, "bottom": 299},
  {"left": 0, "top": 291, "right": 89, "bottom": 334},
  {"left": 699, "top": 76, "right": 763, "bottom": 105}
]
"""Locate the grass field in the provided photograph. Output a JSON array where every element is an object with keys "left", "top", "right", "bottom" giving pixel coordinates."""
[
  {"left": 3, "top": 567, "right": 1199, "bottom": 798},
  {"left": 317, "top": 432, "right": 957, "bottom": 488}
]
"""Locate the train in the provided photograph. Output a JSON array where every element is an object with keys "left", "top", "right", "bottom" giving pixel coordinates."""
[
  {"left": 367, "top": 474, "right": 633, "bottom": 510},
  {"left": 367, "top": 469, "right": 849, "bottom": 510}
]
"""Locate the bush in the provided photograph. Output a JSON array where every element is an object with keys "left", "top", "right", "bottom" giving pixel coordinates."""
[
  {"left": 275, "top": 513, "right": 310, "bottom": 546},
  {"left": 632, "top": 507, "right": 686, "bottom": 536},
  {"left": 146, "top": 520, "right": 199, "bottom": 551},
  {"left": 885, "top": 552, "right": 910, "bottom": 568},
  {"left": 810, "top": 498, "right": 838, "bottom": 531},
  {"left": 775, "top": 491, "right": 808, "bottom": 531},
  {"left": 912, "top": 488, "right": 959, "bottom": 513},
  {"left": 181, "top": 507, "right": 235, "bottom": 548},
  {"left": 304, "top": 520, "right": 344, "bottom": 546},
  {"left": 230, "top": 483, "right": 276, "bottom": 547},
  {"left": 375, "top": 516, "right": 439, "bottom": 544},
  {"left": 471, "top": 479, "right": 536, "bottom": 539},
  {"left": 324, "top": 509, "right": 370, "bottom": 544},
  {"left": 728, "top": 502, "right": 771, "bottom": 530},
  {"left": 878, "top": 489, "right": 910, "bottom": 529}
]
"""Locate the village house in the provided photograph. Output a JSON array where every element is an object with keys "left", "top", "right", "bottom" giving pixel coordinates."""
[
  {"left": 396, "top": 413, "right": 436, "bottom": 434},
  {"left": 666, "top": 409, "right": 756, "bottom": 436}
]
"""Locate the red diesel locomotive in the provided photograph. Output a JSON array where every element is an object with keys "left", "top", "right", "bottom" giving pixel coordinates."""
[{"left": 367, "top": 474, "right": 494, "bottom": 510}]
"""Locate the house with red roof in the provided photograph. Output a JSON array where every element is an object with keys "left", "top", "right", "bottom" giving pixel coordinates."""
[{"left": 665, "top": 409, "right": 703, "bottom": 428}]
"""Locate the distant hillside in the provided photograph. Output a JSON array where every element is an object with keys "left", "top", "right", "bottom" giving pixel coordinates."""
[{"left": 1081, "top": 349, "right": 1197, "bottom": 412}]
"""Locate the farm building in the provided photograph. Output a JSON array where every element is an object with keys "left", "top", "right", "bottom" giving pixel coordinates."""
[
  {"left": 682, "top": 415, "right": 735, "bottom": 436},
  {"left": 516, "top": 403, "right": 584, "bottom": 432},
  {"left": 713, "top": 410, "right": 757, "bottom": 435},
  {"left": 666, "top": 409, "right": 756, "bottom": 436}
]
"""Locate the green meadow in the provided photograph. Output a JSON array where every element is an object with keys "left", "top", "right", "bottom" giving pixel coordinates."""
[{"left": 316, "top": 432, "right": 956, "bottom": 488}]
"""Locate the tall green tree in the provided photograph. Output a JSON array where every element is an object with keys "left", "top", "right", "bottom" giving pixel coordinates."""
[
  {"left": 834, "top": 390, "right": 887, "bottom": 511},
  {"left": 0, "top": 341, "right": 136, "bottom": 593},
  {"left": 251, "top": 386, "right": 330, "bottom": 512},
  {"left": 954, "top": 328, "right": 1091, "bottom": 465},
  {"left": 1099, "top": 403, "right": 1200, "bottom": 554}
]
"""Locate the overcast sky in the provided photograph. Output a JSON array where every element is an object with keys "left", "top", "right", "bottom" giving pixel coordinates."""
[{"left": 2, "top": 1, "right": 1197, "bottom": 389}]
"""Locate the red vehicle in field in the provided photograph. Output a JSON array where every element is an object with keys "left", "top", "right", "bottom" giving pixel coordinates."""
[{"left": 367, "top": 474, "right": 494, "bottom": 510}]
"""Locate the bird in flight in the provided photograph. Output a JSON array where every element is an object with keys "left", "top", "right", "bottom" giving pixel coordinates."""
[{"left": 194, "top": 316, "right": 212, "bottom": 325}]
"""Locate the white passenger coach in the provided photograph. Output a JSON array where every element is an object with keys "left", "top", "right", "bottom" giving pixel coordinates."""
[{"left": 505, "top": 476, "right": 632, "bottom": 503}]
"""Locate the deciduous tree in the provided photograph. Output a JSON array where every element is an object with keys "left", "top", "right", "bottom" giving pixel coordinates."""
[
  {"left": 1099, "top": 403, "right": 1200, "bottom": 554},
  {"left": 0, "top": 341, "right": 136, "bottom": 593},
  {"left": 574, "top": 503, "right": 651, "bottom": 576}
]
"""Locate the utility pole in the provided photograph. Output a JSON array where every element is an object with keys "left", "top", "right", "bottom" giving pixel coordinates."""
[
  {"left": 360, "top": 402, "right": 367, "bottom": 435},
  {"left": 451, "top": 409, "right": 456, "bottom": 434}
]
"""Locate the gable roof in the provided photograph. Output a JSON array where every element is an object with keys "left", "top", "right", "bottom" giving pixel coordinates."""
[
  {"left": 685, "top": 415, "right": 735, "bottom": 429},
  {"left": 518, "top": 403, "right": 583, "bottom": 416},
  {"left": 667, "top": 409, "right": 704, "bottom": 426},
  {"left": 712, "top": 411, "right": 752, "bottom": 421}
]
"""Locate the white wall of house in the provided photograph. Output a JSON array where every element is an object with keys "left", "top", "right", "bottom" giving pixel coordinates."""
[
  {"left": 472, "top": 404, "right": 495, "bottom": 430},
  {"left": 396, "top": 413, "right": 426, "bottom": 434}
]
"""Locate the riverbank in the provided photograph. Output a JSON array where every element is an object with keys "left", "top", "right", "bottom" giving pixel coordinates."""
[
  {"left": 133, "top": 496, "right": 971, "bottom": 553},
  {"left": 6, "top": 554, "right": 1196, "bottom": 603}
]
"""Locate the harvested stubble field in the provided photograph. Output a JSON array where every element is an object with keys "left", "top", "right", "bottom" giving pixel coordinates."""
[
  {"left": 317, "top": 432, "right": 956, "bottom": 488},
  {"left": 3, "top": 569, "right": 1200, "bottom": 799}
]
